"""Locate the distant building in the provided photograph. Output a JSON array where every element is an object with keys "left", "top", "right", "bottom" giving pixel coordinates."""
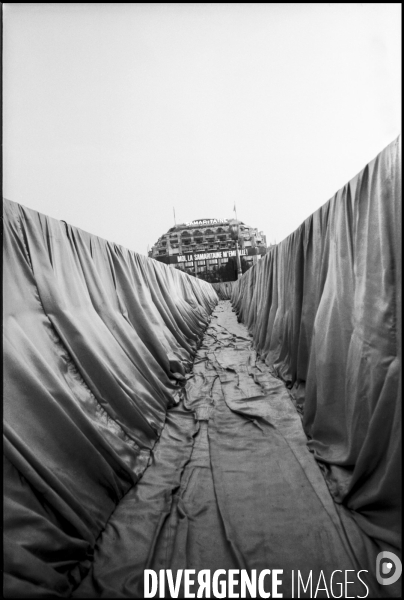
[{"left": 148, "top": 218, "right": 268, "bottom": 282}]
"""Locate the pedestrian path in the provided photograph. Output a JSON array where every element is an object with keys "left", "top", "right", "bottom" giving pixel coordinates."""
[{"left": 74, "top": 301, "right": 370, "bottom": 598}]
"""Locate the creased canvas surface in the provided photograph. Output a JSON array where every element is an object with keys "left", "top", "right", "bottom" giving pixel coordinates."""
[
  {"left": 211, "top": 281, "right": 236, "bottom": 299},
  {"left": 3, "top": 199, "right": 217, "bottom": 597},
  {"left": 73, "top": 301, "right": 381, "bottom": 598},
  {"left": 3, "top": 137, "right": 401, "bottom": 598},
  {"left": 231, "top": 136, "right": 402, "bottom": 555}
]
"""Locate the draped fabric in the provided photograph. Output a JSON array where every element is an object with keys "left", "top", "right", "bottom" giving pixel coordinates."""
[
  {"left": 231, "top": 137, "right": 401, "bottom": 555},
  {"left": 73, "top": 300, "right": 382, "bottom": 599},
  {"left": 3, "top": 199, "right": 218, "bottom": 597},
  {"left": 211, "top": 281, "right": 236, "bottom": 299},
  {"left": 3, "top": 136, "right": 401, "bottom": 598}
]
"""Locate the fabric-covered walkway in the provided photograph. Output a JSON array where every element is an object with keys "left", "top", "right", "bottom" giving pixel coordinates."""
[{"left": 74, "top": 300, "right": 373, "bottom": 598}]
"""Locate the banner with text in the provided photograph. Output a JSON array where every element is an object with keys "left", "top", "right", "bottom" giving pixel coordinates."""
[{"left": 177, "top": 249, "right": 248, "bottom": 263}]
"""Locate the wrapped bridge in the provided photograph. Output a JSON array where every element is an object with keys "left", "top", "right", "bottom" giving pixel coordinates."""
[{"left": 3, "top": 137, "right": 401, "bottom": 598}]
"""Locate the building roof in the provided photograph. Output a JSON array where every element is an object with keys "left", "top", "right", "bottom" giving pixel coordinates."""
[{"left": 167, "top": 218, "right": 249, "bottom": 234}]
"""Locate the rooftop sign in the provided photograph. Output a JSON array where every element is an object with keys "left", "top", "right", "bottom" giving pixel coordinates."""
[{"left": 184, "top": 219, "right": 228, "bottom": 227}]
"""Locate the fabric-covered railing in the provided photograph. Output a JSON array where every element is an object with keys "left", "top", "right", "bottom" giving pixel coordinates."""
[
  {"left": 211, "top": 280, "right": 236, "bottom": 299},
  {"left": 3, "top": 199, "right": 218, "bottom": 597},
  {"left": 231, "top": 136, "right": 401, "bottom": 555}
]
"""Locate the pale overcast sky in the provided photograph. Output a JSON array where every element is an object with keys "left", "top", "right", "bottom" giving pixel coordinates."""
[{"left": 3, "top": 3, "right": 401, "bottom": 254}]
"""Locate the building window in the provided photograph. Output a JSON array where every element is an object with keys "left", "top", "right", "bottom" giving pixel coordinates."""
[{"left": 194, "top": 230, "right": 203, "bottom": 244}]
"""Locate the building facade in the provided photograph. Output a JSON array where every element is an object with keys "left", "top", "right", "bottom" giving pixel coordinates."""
[{"left": 148, "top": 218, "right": 268, "bottom": 282}]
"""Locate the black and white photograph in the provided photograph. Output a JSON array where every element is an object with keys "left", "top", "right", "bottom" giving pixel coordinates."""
[{"left": 2, "top": 3, "right": 401, "bottom": 598}]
